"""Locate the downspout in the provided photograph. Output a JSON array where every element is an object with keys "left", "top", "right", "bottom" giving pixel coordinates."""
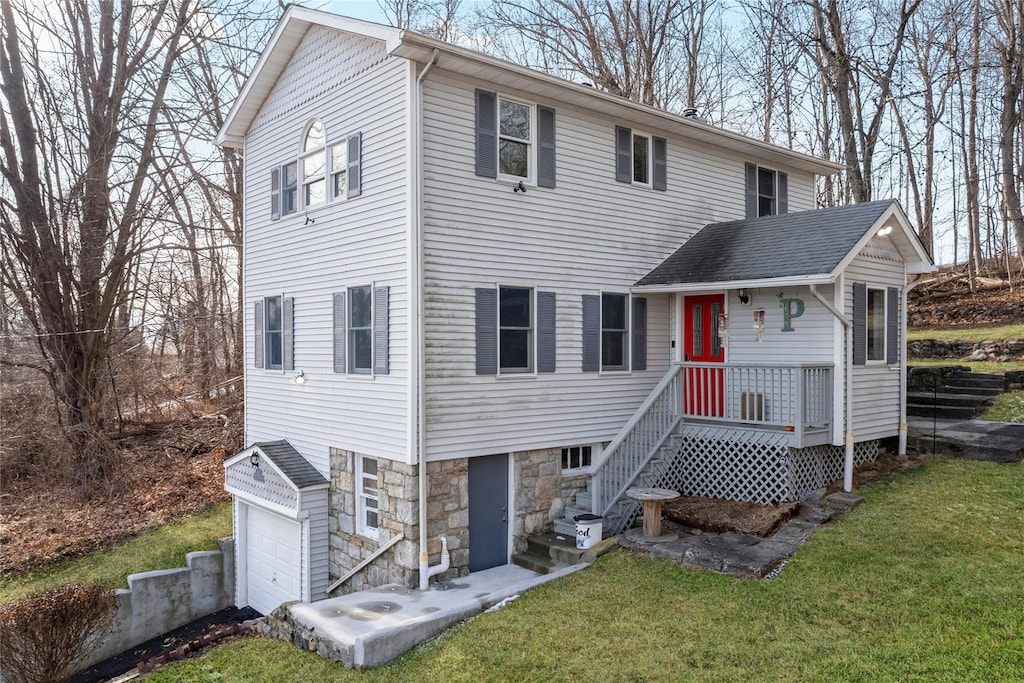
[
  {"left": 899, "top": 275, "right": 923, "bottom": 456},
  {"left": 414, "top": 48, "right": 446, "bottom": 591},
  {"left": 809, "top": 283, "right": 854, "bottom": 492}
]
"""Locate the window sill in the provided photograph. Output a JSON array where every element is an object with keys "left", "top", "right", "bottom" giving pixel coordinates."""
[
  {"left": 496, "top": 371, "right": 537, "bottom": 380},
  {"left": 561, "top": 466, "right": 595, "bottom": 477},
  {"left": 496, "top": 177, "right": 536, "bottom": 190},
  {"left": 344, "top": 373, "right": 376, "bottom": 381}
]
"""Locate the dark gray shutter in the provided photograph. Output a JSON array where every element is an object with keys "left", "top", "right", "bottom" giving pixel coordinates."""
[
  {"left": 537, "top": 290, "right": 556, "bottom": 373},
  {"left": 270, "top": 168, "right": 281, "bottom": 220},
  {"left": 347, "top": 132, "right": 361, "bottom": 198},
  {"left": 333, "top": 292, "right": 346, "bottom": 373},
  {"left": 777, "top": 171, "right": 788, "bottom": 214},
  {"left": 282, "top": 296, "right": 294, "bottom": 371},
  {"left": 374, "top": 286, "right": 389, "bottom": 375},
  {"left": 475, "top": 90, "right": 497, "bottom": 178},
  {"left": 853, "top": 282, "right": 867, "bottom": 366},
  {"left": 582, "top": 294, "right": 600, "bottom": 372},
  {"left": 631, "top": 297, "right": 647, "bottom": 370},
  {"left": 254, "top": 300, "right": 264, "bottom": 369},
  {"left": 886, "top": 286, "right": 899, "bottom": 364},
  {"left": 745, "top": 162, "right": 758, "bottom": 218},
  {"left": 537, "top": 106, "right": 556, "bottom": 189},
  {"left": 615, "top": 126, "right": 631, "bottom": 183},
  {"left": 475, "top": 288, "right": 497, "bottom": 374},
  {"left": 652, "top": 137, "right": 667, "bottom": 191}
]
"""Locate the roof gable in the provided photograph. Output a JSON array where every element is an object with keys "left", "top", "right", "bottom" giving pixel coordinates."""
[
  {"left": 636, "top": 200, "right": 933, "bottom": 290},
  {"left": 225, "top": 440, "right": 327, "bottom": 491}
]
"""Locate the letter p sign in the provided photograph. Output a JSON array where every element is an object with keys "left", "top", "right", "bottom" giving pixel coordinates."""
[{"left": 780, "top": 298, "right": 804, "bottom": 332}]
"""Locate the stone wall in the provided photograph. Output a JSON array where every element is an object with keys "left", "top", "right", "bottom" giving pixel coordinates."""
[
  {"left": 327, "top": 448, "right": 591, "bottom": 590},
  {"left": 909, "top": 338, "right": 1024, "bottom": 362},
  {"left": 328, "top": 448, "right": 420, "bottom": 594},
  {"left": 512, "top": 448, "right": 588, "bottom": 553}
]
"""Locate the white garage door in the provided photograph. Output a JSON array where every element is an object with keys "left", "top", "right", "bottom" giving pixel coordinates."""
[{"left": 245, "top": 504, "right": 302, "bottom": 615}]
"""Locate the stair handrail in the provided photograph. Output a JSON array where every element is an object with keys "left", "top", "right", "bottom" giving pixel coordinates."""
[{"left": 590, "top": 364, "right": 683, "bottom": 514}]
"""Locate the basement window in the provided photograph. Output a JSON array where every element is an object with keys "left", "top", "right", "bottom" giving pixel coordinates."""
[{"left": 561, "top": 445, "right": 593, "bottom": 471}]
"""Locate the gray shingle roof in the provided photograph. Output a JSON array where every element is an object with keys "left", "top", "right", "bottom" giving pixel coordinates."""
[
  {"left": 254, "top": 440, "right": 328, "bottom": 489},
  {"left": 636, "top": 200, "right": 896, "bottom": 287}
]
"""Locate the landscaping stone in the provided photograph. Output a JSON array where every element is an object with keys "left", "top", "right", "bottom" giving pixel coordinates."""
[{"left": 825, "top": 492, "right": 865, "bottom": 509}]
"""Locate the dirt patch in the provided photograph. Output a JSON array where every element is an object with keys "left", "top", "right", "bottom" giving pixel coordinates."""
[
  {"left": 662, "top": 447, "right": 939, "bottom": 537},
  {"left": 663, "top": 498, "right": 799, "bottom": 537},
  {"left": 0, "top": 401, "right": 241, "bottom": 577}
]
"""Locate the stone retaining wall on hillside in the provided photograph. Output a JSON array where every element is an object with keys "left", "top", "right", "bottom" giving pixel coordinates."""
[
  {"left": 71, "top": 538, "right": 235, "bottom": 676},
  {"left": 908, "top": 339, "right": 1024, "bottom": 362}
]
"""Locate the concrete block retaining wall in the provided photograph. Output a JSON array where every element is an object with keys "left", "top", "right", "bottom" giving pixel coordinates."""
[{"left": 73, "top": 537, "right": 235, "bottom": 675}]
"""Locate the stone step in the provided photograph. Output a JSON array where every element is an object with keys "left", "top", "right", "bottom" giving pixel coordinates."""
[
  {"left": 946, "top": 373, "right": 1005, "bottom": 389},
  {"left": 552, "top": 518, "right": 576, "bottom": 536},
  {"left": 525, "top": 531, "right": 585, "bottom": 565},
  {"left": 906, "top": 392, "right": 994, "bottom": 408},
  {"left": 511, "top": 551, "right": 563, "bottom": 575},
  {"left": 907, "top": 403, "right": 985, "bottom": 420},
  {"left": 575, "top": 490, "right": 592, "bottom": 509},
  {"left": 939, "top": 385, "right": 1003, "bottom": 397}
]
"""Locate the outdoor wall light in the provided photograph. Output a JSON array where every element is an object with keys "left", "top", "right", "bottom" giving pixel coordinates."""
[
  {"left": 513, "top": 180, "right": 527, "bottom": 193},
  {"left": 877, "top": 225, "right": 893, "bottom": 237},
  {"left": 249, "top": 452, "right": 259, "bottom": 467},
  {"left": 737, "top": 288, "right": 751, "bottom": 305},
  {"left": 292, "top": 370, "right": 306, "bottom": 385}
]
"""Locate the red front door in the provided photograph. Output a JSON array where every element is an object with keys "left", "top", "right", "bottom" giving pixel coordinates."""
[{"left": 683, "top": 294, "right": 725, "bottom": 417}]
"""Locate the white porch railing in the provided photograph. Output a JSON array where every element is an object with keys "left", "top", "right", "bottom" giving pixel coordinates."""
[
  {"left": 591, "top": 364, "right": 683, "bottom": 517},
  {"left": 679, "top": 362, "right": 833, "bottom": 448},
  {"left": 589, "top": 361, "right": 834, "bottom": 521}
]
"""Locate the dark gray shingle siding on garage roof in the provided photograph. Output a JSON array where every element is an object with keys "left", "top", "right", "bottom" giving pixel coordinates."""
[
  {"left": 636, "top": 200, "right": 896, "bottom": 287},
  {"left": 254, "top": 440, "right": 328, "bottom": 489}
]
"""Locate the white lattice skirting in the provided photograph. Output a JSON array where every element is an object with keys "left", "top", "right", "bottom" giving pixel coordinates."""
[{"left": 654, "top": 425, "right": 879, "bottom": 504}]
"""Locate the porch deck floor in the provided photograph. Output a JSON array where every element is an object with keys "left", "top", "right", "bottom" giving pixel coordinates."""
[{"left": 278, "top": 563, "right": 586, "bottom": 668}]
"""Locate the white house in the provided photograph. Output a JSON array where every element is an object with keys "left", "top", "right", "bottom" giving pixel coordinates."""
[{"left": 216, "top": 7, "right": 933, "bottom": 615}]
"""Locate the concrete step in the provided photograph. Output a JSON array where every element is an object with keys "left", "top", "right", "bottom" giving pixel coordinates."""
[
  {"left": 575, "top": 491, "right": 592, "bottom": 509},
  {"left": 552, "top": 518, "right": 576, "bottom": 536},
  {"left": 907, "top": 403, "right": 985, "bottom": 420},
  {"left": 907, "top": 392, "right": 994, "bottom": 408}
]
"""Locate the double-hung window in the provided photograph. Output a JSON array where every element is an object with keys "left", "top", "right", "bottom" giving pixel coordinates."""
[
  {"left": 356, "top": 455, "right": 379, "bottom": 538},
  {"left": 264, "top": 295, "right": 283, "bottom": 369},
  {"left": 744, "top": 162, "right": 788, "bottom": 218},
  {"left": 499, "top": 286, "right": 533, "bottom": 373},
  {"left": 475, "top": 90, "right": 556, "bottom": 189},
  {"left": 300, "top": 119, "right": 326, "bottom": 208},
  {"left": 282, "top": 162, "right": 298, "bottom": 216},
  {"left": 853, "top": 282, "right": 899, "bottom": 365},
  {"left": 615, "top": 126, "right": 666, "bottom": 190},
  {"left": 601, "top": 293, "right": 629, "bottom": 371},
  {"left": 348, "top": 285, "right": 373, "bottom": 374},
  {"left": 498, "top": 97, "right": 532, "bottom": 181},
  {"left": 866, "top": 287, "right": 887, "bottom": 361},
  {"left": 253, "top": 294, "right": 292, "bottom": 371},
  {"left": 330, "top": 140, "right": 348, "bottom": 200}
]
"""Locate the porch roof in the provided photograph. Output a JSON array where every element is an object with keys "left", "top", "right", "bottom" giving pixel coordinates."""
[
  {"left": 634, "top": 200, "right": 933, "bottom": 291},
  {"left": 225, "top": 440, "right": 328, "bottom": 491}
]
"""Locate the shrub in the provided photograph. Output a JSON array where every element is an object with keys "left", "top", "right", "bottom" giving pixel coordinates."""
[{"left": 0, "top": 584, "right": 117, "bottom": 683}]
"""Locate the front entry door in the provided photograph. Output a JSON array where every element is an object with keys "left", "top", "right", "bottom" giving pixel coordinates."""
[
  {"left": 468, "top": 453, "right": 509, "bottom": 572},
  {"left": 683, "top": 294, "right": 725, "bottom": 417}
]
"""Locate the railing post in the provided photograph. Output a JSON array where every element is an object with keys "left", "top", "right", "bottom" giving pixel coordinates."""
[{"left": 794, "top": 367, "right": 806, "bottom": 448}]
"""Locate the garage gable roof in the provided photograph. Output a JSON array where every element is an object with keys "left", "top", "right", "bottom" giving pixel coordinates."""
[{"left": 250, "top": 440, "right": 327, "bottom": 490}]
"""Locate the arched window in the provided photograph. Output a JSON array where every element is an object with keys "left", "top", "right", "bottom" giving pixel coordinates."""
[{"left": 300, "top": 119, "right": 326, "bottom": 207}]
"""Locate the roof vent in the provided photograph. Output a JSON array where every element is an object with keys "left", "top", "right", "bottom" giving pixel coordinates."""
[{"left": 682, "top": 107, "right": 706, "bottom": 123}]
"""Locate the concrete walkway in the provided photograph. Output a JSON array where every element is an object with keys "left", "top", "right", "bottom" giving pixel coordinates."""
[
  {"left": 908, "top": 416, "right": 1024, "bottom": 462},
  {"left": 259, "top": 563, "right": 586, "bottom": 668}
]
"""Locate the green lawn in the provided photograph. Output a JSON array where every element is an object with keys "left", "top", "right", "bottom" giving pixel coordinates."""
[
  {"left": 147, "top": 458, "right": 1024, "bottom": 682},
  {"left": 908, "top": 322, "right": 1024, "bottom": 343},
  {"left": 907, "top": 358, "right": 1024, "bottom": 374},
  {"left": 983, "top": 390, "right": 1024, "bottom": 423},
  {"left": 0, "top": 501, "right": 232, "bottom": 604}
]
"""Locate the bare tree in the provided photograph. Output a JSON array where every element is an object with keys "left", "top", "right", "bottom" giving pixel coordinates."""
[
  {"left": 484, "top": 0, "right": 687, "bottom": 108},
  {"left": 992, "top": 0, "right": 1024, "bottom": 258}
]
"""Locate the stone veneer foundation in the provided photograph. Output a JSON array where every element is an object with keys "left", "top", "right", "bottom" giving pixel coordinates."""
[{"left": 327, "top": 446, "right": 591, "bottom": 593}]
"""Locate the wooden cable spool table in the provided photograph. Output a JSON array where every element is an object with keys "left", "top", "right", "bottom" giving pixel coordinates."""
[{"left": 625, "top": 487, "right": 680, "bottom": 539}]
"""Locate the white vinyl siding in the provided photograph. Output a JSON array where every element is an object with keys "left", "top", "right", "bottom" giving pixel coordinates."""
[
  {"left": 243, "top": 27, "right": 410, "bottom": 473},
  {"left": 845, "top": 238, "right": 905, "bottom": 441},
  {"left": 724, "top": 286, "right": 835, "bottom": 365},
  {"left": 419, "top": 71, "right": 813, "bottom": 460}
]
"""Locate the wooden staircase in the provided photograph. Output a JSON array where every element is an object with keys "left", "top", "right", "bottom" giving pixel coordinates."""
[{"left": 908, "top": 370, "right": 1004, "bottom": 420}]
